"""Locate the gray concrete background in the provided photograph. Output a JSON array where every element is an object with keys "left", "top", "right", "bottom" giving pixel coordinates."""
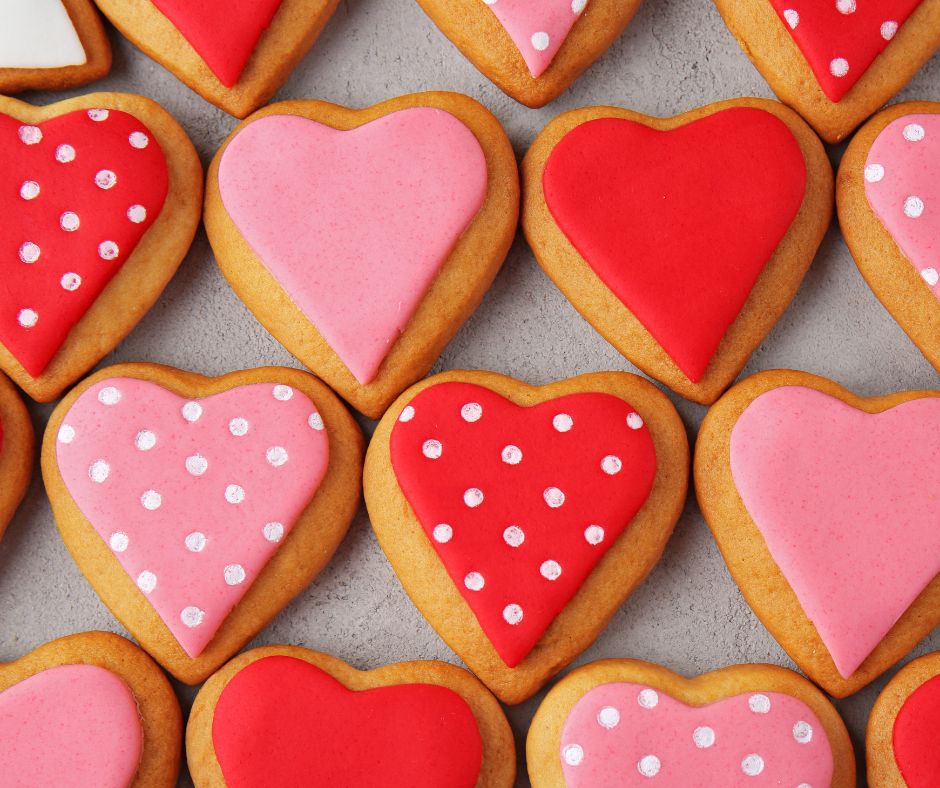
[{"left": 2, "top": 0, "right": 939, "bottom": 784}]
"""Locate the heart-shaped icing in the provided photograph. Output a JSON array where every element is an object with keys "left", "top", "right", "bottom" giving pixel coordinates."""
[
  {"left": 0, "top": 664, "right": 143, "bottom": 787},
  {"left": 55, "top": 378, "right": 329, "bottom": 657},
  {"left": 767, "top": 0, "right": 922, "bottom": 102},
  {"left": 864, "top": 113, "right": 940, "bottom": 298},
  {"left": 542, "top": 107, "right": 806, "bottom": 383},
  {"left": 893, "top": 674, "right": 940, "bottom": 786},
  {"left": 730, "top": 386, "right": 940, "bottom": 678},
  {"left": 389, "top": 381, "right": 656, "bottom": 667},
  {"left": 150, "top": 0, "right": 282, "bottom": 87},
  {"left": 0, "top": 109, "right": 167, "bottom": 378},
  {"left": 559, "top": 682, "right": 833, "bottom": 786},
  {"left": 212, "top": 655, "right": 483, "bottom": 787},
  {"left": 218, "top": 108, "right": 487, "bottom": 385},
  {"left": 0, "top": 0, "right": 86, "bottom": 69},
  {"left": 484, "top": 0, "right": 589, "bottom": 78}
]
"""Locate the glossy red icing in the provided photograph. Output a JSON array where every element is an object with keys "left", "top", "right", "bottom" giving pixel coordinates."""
[{"left": 893, "top": 674, "right": 940, "bottom": 786}]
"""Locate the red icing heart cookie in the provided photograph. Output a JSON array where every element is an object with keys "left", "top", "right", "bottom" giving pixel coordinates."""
[
  {"left": 523, "top": 99, "right": 832, "bottom": 404},
  {"left": 42, "top": 364, "right": 363, "bottom": 684},
  {"left": 0, "top": 372, "right": 33, "bottom": 545},
  {"left": 186, "top": 646, "right": 516, "bottom": 787},
  {"left": 365, "top": 371, "right": 689, "bottom": 703},
  {"left": 0, "top": 94, "right": 202, "bottom": 403}
]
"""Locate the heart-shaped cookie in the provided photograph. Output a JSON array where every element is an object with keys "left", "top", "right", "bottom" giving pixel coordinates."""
[
  {"left": 186, "top": 645, "right": 516, "bottom": 787},
  {"left": 0, "top": 0, "right": 111, "bottom": 94},
  {"left": 0, "top": 631, "right": 181, "bottom": 787},
  {"left": 205, "top": 92, "right": 519, "bottom": 418},
  {"left": 713, "top": 0, "right": 940, "bottom": 143},
  {"left": 527, "top": 659, "right": 856, "bottom": 786},
  {"left": 415, "top": 0, "right": 643, "bottom": 107},
  {"left": 42, "top": 364, "right": 363, "bottom": 684},
  {"left": 523, "top": 99, "right": 833, "bottom": 404},
  {"left": 838, "top": 100, "right": 940, "bottom": 372},
  {"left": 0, "top": 94, "right": 202, "bottom": 403},
  {"left": 868, "top": 650, "right": 940, "bottom": 787},
  {"left": 94, "top": 0, "right": 339, "bottom": 117},
  {"left": 365, "top": 370, "right": 688, "bottom": 703},
  {"left": 0, "top": 372, "right": 33, "bottom": 544},
  {"left": 695, "top": 369, "right": 940, "bottom": 697}
]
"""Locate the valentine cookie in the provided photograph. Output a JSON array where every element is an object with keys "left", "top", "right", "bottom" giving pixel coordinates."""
[
  {"left": 1, "top": 631, "right": 181, "bottom": 787},
  {"left": 415, "top": 0, "right": 644, "bottom": 108},
  {"left": 94, "top": 0, "right": 339, "bottom": 117},
  {"left": 695, "top": 369, "right": 940, "bottom": 697},
  {"left": 527, "top": 659, "right": 855, "bottom": 786},
  {"left": 364, "top": 370, "right": 689, "bottom": 704},
  {"left": 713, "top": 0, "right": 940, "bottom": 143},
  {"left": 868, "top": 651, "right": 940, "bottom": 786},
  {"left": 186, "top": 645, "right": 516, "bottom": 787},
  {"left": 522, "top": 98, "right": 833, "bottom": 405},
  {"left": 41, "top": 363, "right": 363, "bottom": 684},
  {"left": 205, "top": 92, "right": 519, "bottom": 419},
  {"left": 0, "top": 93, "right": 203, "bottom": 403},
  {"left": 0, "top": 0, "right": 111, "bottom": 94},
  {"left": 838, "top": 101, "right": 940, "bottom": 372},
  {"left": 0, "top": 371, "right": 33, "bottom": 544}
]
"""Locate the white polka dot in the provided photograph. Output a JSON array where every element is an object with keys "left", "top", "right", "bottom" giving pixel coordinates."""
[
  {"left": 229, "top": 417, "right": 249, "bottom": 436},
  {"left": 531, "top": 31, "right": 550, "bottom": 51},
  {"left": 553, "top": 413, "right": 573, "bottom": 432},
  {"left": 20, "top": 181, "right": 40, "bottom": 200},
  {"left": 464, "top": 571, "right": 485, "bottom": 591},
  {"left": 88, "top": 459, "right": 110, "bottom": 484},
  {"left": 563, "top": 744, "right": 584, "bottom": 766},
  {"left": 87, "top": 109, "right": 109, "bottom": 121},
  {"left": 464, "top": 488, "right": 484, "bottom": 508},
  {"left": 501, "top": 444, "right": 522, "bottom": 464},
  {"left": 128, "top": 131, "right": 149, "bottom": 149},
  {"left": 266, "top": 446, "right": 288, "bottom": 467},
  {"left": 422, "top": 439, "right": 442, "bottom": 459},
  {"left": 783, "top": 8, "right": 799, "bottom": 28},
  {"left": 597, "top": 706, "right": 620, "bottom": 728},
  {"left": 742, "top": 754, "right": 764, "bottom": 776},
  {"left": 98, "top": 240, "right": 119, "bottom": 260},
  {"left": 135, "top": 430, "right": 156, "bottom": 451},
  {"left": 637, "top": 755, "right": 661, "bottom": 778},
  {"left": 185, "top": 454, "right": 208, "bottom": 476},
  {"left": 225, "top": 484, "right": 245, "bottom": 504},
  {"left": 94, "top": 169, "right": 117, "bottom": 189},
  {"left": 127, "top": 204, "right": 147, "bottom": 223},
  {"left": 571, "top": 0, "right": 587, "bottom": 10},
  {"left": 18, "top": 125, "right": 42, "bottom": 144},
  {"left": 224, "top": 564, "right": 246, "bottom": 585},
  {"left": 57, "top": 424, "right": 75, "bottom": 444},
  {"left": 503, "top": 525, "right": 525, "bottom": 547},
  {"left": 432, "top": 523, "right": 453, "bottom": 543},
  {"left": 693, "top": 726, "right": 715, "bottom": 748},
  {"left": 60, "top": 211, "right": 80, "bottom": 231},
  {"left": 749, "top": 694, "right": 771, "bottom": 714},
  {"left": 601, "top": 455, "right": 622, "bottom": 475},
  {"left": 60, "top": 273, "right": 82, "bottom": 292},
  {"left": 540, "top": 560, "right": 562, "bottom": 580},
  {"left": 273, "top": 384, "right": 293, "bottom": 400},
  {"left": 98, "top": 386, "right": 121, "bottom": 405},
  {"left": 793, "top": 720, "right": 813, "bottom": 743},
  {"left": 835, "top": 0, "right": 855, "bottom": 14},
  {"left": 17, "top": 308, "right": 37, "bottom": 328},
  {"left": 864, "top": 163, "right": 885, "bottom": 182},
  {"left": 904, "top": 196, "right": 925, "bottom": 218},
  {"left": 55, "top": 144, "right": 76, "bottom": 163},
  {"left": 399, "top": 405, "right": 415, "bottom": 422},
  {"left": 638, "top": 688, "right": 659, "bottom": 708},
  {"left": 627, "top": 412, "right": 644, "bottom": 430},
  {"left": 181, "top": 401, "right": 202, "bottom": 422},
  {"left": 308, "top": 412, "right": 324, "bottom": 431},
  {"left": 141, "top": 489, "right": 162, "bottom": 510},
  {"left": 585, "top": 524, "right": 605, "bottom": 545},
  {"left": 180, "top": 606, "right": 204, "bottom": 627},
  {"left": 903, "top": 123, "right": 926, "bottom": 142},
  {"left": 544, "top": 486, "right": 565, "bottom": 508},
  {"left": 881, "top": 20, "right": 899, "bottom": 39},
  {"left": 109, "top": 532, "right": 129, "bottom": 552},
  {"left": 19, "top": 242, "right": 40, "bottom": 263},
  {"left": 830, "top": 58, "right": 849, "bottom": 77},
  {"left": 137, "top": 570, "right": 157, "bottom": 593},
  {"left": 461, "top": 402, "right": 483, "bottom": 422},
  {"left": 185, "top": 532, "right": 207, "bottom": 552},
  {"left": 263, "top": 522, "right": 284, "bottom": 542},
  {"left": 503, "top": 603, "right": 523, "bottom": 624},
  {"left": 922, "top": 268, "right": 939, "bottom": 287},
  {"left": 797, "top": 784, "right": 812, "bottom": 788}
]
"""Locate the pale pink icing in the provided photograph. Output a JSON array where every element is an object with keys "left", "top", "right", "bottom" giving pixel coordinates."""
[
  {"left": 55, "top": 378, "right": 329, "bottom": 657},
  {"left": 0, "top": 664, "right": 143, "bottom": 787},
  {"left": 483, "top": 0, "right": 589, "bottom": 78},
  {"left": 730, "top": 386, "right": 940, "bottom": 678},
  {"left": 560, "top": 682, "right": 833, "bottom": 786},
  {"left": 865, "top": 114, "right": 940, "bottom": 298},
  {"left": 218, "top": 109, "right": 487, "bottom": 384}
]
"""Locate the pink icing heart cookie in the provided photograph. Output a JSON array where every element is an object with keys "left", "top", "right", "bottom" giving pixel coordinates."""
[
  {"left": 0, "top": 372, "right": 33, "bottom": 545},
  {"left": 364, "top": 370, "right": 689, "bottom": 704},
  {"left": 205, "top": 92, "right": 519, "bottom": 418},
  {"left": 527, "top": 659, "right": 856, "bottom": 787},
  {"left": 0, "top": 631, "right": 181, "bottom": 787},
  {"left": 696, "top": 369, "right": 940, "bottom": 697},
  {"left": 42, "top": 364, "right": 363, "bottom": 684},
  {"left": 416, "top": 0, "right": 644, "bottom": 107},
  {"left": 839, "top": 101, "right": 940, "bottom": 373}
]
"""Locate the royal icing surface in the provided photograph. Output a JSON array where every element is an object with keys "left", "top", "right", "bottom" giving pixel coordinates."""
[
  {"left": 389, "top": 382, "right": 656, "bottom": 667},
  {"left": 483, "top": 0, "right": 589, "bottom": 78},
  {"left": 0, "top": 0, "right": 86, "bottom": 69},
  {"left": 55, "top": 378, "right": 329, "bottom": 657},
  {"left": 768, "top": 0, "right": 922, "bottom": 102},
  {"left": 0, "top": 664, "right": 143, "bottom": 787},
  {"left": 543, "top": 108, "right": 806, "bottom": 383},
  {"left": 0, "top": 110, "right": 168, "bottom": 378},
  {"left": 865, "top": 114, "right": 940, "bottom": 298},
  {"left": 560, "top": 682, "right": 833, "bottom": 786},
  {"left": 893, "top": 674, "right": 940, "bottom": 786},
  {"left": 212, "top": 655, "right": 483, "bottom": 787},
  {"left": 151, "top": 0, "right": 283, "bottom": 87},
  {"left": 730, "top": 386, "right": 940, "bottom": 678},
  {"left": 218, "top": 109, "right": 487, "bottom": 385}
]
